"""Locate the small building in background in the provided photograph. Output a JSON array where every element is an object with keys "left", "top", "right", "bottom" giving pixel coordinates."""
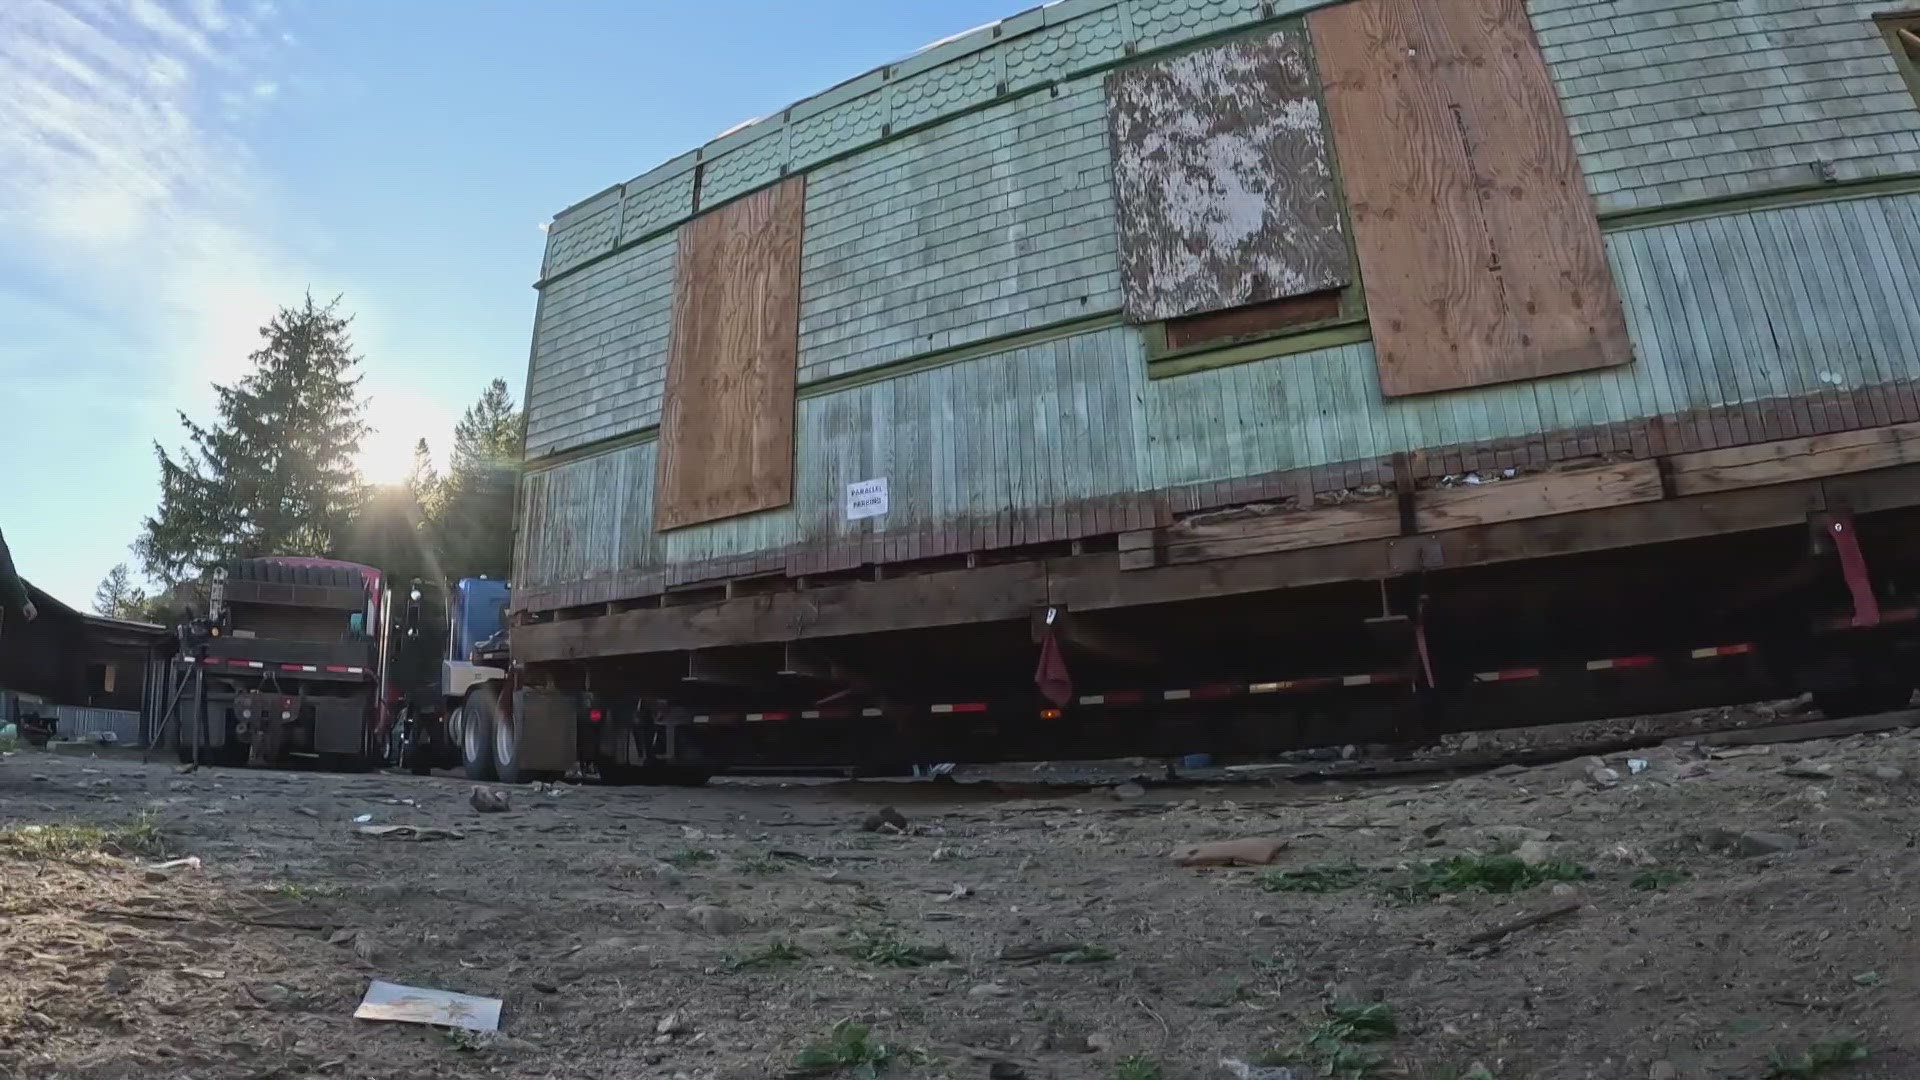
[{"left": 0, "top": 581, "right": 171, "bottom": 744}]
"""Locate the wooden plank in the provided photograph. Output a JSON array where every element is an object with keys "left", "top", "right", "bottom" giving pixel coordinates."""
[
  {"left": 513, "top": 560, "right": 1046, "bottom": 663},
  {"left": 1673, "top": 710, "right": 1919, "bottom": 748},
  {"left": 1106, "top": 26, "right": 1350, "bottom": 322},
  {"left": 1414, "top": 462, "right": 1664, "bottom": 532},
  {"left": 654, "top": 176, "right": 805, "bottom": 531},
  {"left": 1309, "top": 0, "right": 1632, "bottom": 397},
  {"left": 1156, "top": 502, "right": 1402, "bottom": 567},
  {"left": 1666, "top": 421, "right": 1920, "bottom": 496}
]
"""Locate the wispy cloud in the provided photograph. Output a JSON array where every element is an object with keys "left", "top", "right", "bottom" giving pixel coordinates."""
[{"left": 0, "top": 0, "right": 304, "bottom": 391}]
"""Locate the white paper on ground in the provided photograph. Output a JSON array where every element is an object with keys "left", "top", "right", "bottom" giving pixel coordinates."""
[{"left": 355, "top": 980, "right": 502, "bottom": 1032}]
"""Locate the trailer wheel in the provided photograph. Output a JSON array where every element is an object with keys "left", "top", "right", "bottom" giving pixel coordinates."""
[{"left": 460, "top": 693, "right": 497, "bottom": 781}]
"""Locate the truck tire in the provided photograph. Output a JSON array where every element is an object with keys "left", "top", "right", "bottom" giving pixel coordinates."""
[
  {"left": 489, "top": 691, "right": 528, "bottom": 785},
  {"left": 460, "top": 692, "right": 497, "bottom": 781}
]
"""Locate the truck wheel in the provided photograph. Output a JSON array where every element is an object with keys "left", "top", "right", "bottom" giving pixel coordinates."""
[
  {"left": 490, "top": 695, "right": 527, "bottom": 785},
  {"left": 460, "top": 693, "right": 497, "bottom": 781}
]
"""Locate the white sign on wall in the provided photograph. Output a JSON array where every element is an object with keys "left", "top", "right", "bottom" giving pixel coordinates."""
[{"left": 847, "top": 477, "right": 890, "bottom": 521}]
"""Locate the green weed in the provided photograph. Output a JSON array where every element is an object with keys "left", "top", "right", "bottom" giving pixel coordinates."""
[
  {"left": 1394, "top": 853, "right": 1584, "bottom": 900},
  {"left": 0, "top": 815, "right": 165, "bottom": 863},
  {"left": 663, "top": 847, "right": 717, "bottom": 869},
  {"left": 265, "top": 880, "right": 344, "bottom": 902},
  {"left": 725, "top": 940, "right": 807, "bottom": 971},
  {"left": 1114, "top": 1055, "right": 1163, "bottom": 1080},
  {"left": 1260, "top": 864, "right": 1367, "bottom": 894},
  {"left": 792, "top": 1020, "right": 893, "bottom": 1078},
  {"left": 1055, "top": 944, "right": 1116, "bottom": 964},
  {"left": 1259, "top": 1001, "right": 1399, "bottom": 1079},
  {"left": 736, "top": 852, "right": 787, "bottom": 875},
  {"left": 1766, "top": 1037, "right": 1869, "bottom": 1078},
  {"left": 848, "top": 932, "right": 952, "bottom": 967},
  {"left": 1630, "top": 867, "right": 1689, "bottom": 892}
]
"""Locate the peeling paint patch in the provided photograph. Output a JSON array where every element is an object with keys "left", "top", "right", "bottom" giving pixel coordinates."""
[{"left": 1107, "top": 26, "right": 1351, "bottom": 323}]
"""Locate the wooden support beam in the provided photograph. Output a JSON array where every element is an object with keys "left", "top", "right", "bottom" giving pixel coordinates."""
[
  {"left": 1666, "top": 421, "right": 1920, "bottom": 496},
  {"left": 1413, "top": 462, "right": 1664, "bottom": 533},
  {"left": 510, "top": 452, "right": 1920, "bottom": 664}
]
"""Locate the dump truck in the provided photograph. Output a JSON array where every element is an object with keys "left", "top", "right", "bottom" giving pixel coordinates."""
[
  {"left": 469, "top": 0, "right": 1920, "bottom": 783},
  {"left": 170, "top": 557, "right": 392, "bottom": 768}
]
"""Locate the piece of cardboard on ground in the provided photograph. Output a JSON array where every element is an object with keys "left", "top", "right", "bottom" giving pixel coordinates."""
[
  {"left": 1170, "top": 837, "right": 1288, "bottom": 867},
  {"left": 355, "top": 980, "right": 502, "bottom": 1032}
]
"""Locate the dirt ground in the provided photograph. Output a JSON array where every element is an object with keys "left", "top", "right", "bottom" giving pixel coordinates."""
[{"left": 4, "top": 710, "right": 1919, "bottom": 1080}]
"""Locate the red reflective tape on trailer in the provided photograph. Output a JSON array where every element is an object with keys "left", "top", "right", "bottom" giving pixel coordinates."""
[
  {"left": 1691, "top": 643, "right": 1755, "bottom": 660},
  {"left": 931, "top": 702, "right": 988, "bottom": 715},
  {"left": 200, "top": 657, "right": 219, "bottom": 665},
  {"left": 1586, "top": 655, "right": 1658, "bottom": 672},
  {"left": 1474, "top": 667, "right": 1543, "bottom": 683},
  {"left": 1194, "top": 684, "right": 1238, "bottom": 700},
  {"left": 760, "top": 712, "right": 790, "bottom": 722},
  {"left": 324, "top": 665, "right": 353, "bottom": 673},
  {"left": 1105, "top": 690, "right": 1149, "bottom": 706}
]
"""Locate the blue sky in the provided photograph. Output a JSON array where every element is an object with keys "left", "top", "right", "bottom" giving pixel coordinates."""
[{"left": 1, "top": 0, "right": 1015, "bottom": 609}]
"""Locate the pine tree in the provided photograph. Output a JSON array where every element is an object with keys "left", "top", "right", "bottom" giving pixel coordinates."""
[
  {"left": 436, "top": 379, "right": 523, "bottom": 581},
  {"left": 137, "top": 295, "right": 370, "bottom": 584},
  {"left": 93, "top": 563, "right": 149, "bottom": 620}
]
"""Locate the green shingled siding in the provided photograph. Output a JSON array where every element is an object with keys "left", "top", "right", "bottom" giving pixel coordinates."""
[{"left": 1528, "top": 0, "right": 1920, "bottom": 213}]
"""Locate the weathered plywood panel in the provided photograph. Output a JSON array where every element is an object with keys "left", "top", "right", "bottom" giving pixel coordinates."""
[
  {"left": 654, "top": 177, "right": 806, "bottom": 531},
  {"left": 1311, "top": 0, "right": 1632, "bottom": 397},
  {"left": 1107, "top": 27, "right": 1351, "bottom": 322}
]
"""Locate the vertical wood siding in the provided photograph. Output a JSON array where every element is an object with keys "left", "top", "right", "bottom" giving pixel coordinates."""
[{"left": 519, "top": 192, "right": 1920, "bottom": 601}]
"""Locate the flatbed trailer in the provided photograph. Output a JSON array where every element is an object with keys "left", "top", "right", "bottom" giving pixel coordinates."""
[{"left": 476, "top": 0, "right": 1920, "bottom": 782}]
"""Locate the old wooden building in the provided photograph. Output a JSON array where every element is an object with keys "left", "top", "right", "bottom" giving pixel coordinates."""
[{"left": 511, "top": 0, "right": 1920, "bottom": 700}]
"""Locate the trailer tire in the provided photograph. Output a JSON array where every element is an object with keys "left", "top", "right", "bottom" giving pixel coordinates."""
[{"left": 460, "top": 693, "right": 497, "bottom": 781}]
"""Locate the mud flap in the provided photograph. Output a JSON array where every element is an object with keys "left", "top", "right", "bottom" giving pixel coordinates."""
[{"left": 513, "top": 689, "right": 581, "bottom": 772}]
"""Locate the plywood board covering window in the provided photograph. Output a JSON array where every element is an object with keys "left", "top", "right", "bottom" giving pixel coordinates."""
[
  {"left": 1309, "top": 0, "right": 1633, "bottom": 397},
  {"left": 654, "top": 176, "right": 805, "bottom": 531},
  {"left": 1107, "top": 27, "right": 1352, "bottom": 323}
]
